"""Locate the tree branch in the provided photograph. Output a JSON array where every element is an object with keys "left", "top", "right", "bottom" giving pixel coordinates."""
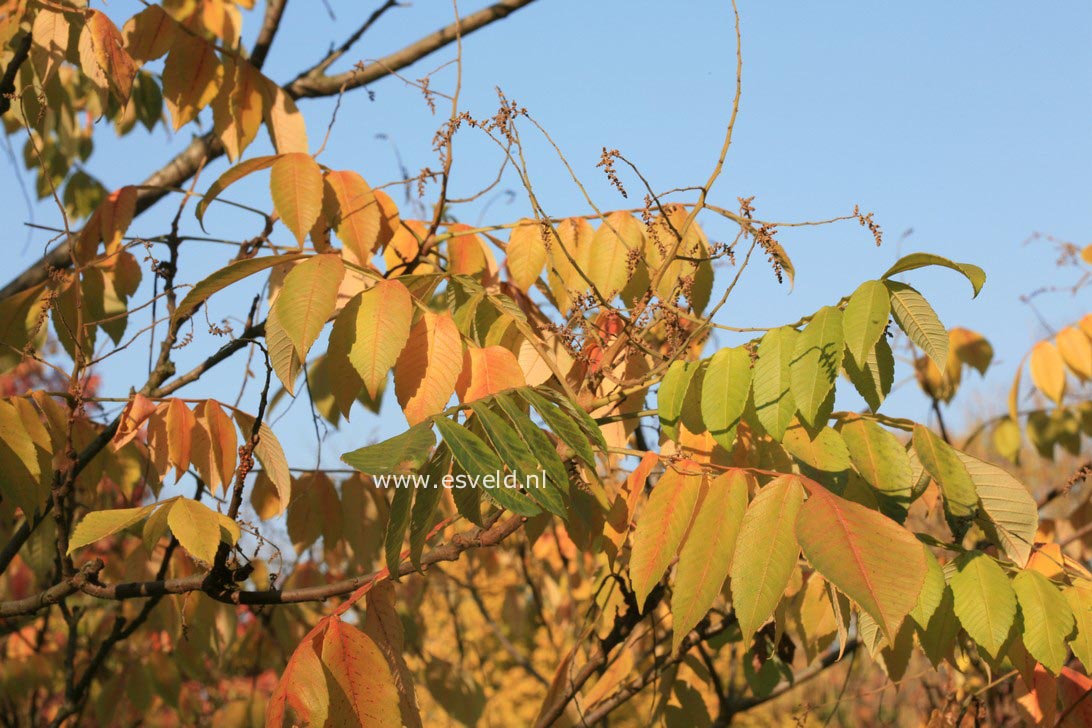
[
  {"left": 0, "top": 0, "right": 541, "bottom": 300},
  {"left": 249, "top": 0, "right": 290, "bottom": 70},
  {"left": 0, "top": 31, "right": 32, "bottom": 117},
  {"left": 0, "top": 561, "right": 103, "bottom": 619}
]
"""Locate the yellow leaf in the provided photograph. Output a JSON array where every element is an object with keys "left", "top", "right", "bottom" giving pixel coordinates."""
[
  {"left": 68, "top": 504, "right": 157, "bottom": 554},
  {"left": 265, "top": 83, "right": 309, "bottom": 154},
  {"left": 505, "top": 219, "right": 546, "bottom": 293},
  {"left": 454, "top": 345, "right": 526, "bottom": 404},
  {"left": 167, "top": 498, "right": 225, "bottom": 565},
  {"left": 211, "top": 56, "right": 265, "bottom": 162},
  {"left": 233, "top": 411, "right": 291, "bottom": 510},
  {"left": 446, "top": 223, "right": 497, "bottom": 281},
  {"left": 30, "top": 8, "right": 69, "bottom": 82},
  {"left": 383, "top": 220, "right": 436, "bottom": 276},
  {"left": 546, "top": 217, "right": 594, "bottom": 312},
  {"left": 1029, "top": 340, "right": 1067, "bottom": 404},
  {"left": 587, "top": 211, "right": 643, "bottom": 299},
  {"left": 1056, "top": 325, "right": 1092, "bottom": 381},
  {"left": 272, "top": 254, "right": 345, "bottom": 361},
  {"left": 345, "top": 279, "right": 413, "bottom": 399},
  {"left": 271, "top": 153, "right": 325, "bottom": 247},
  {"left": 394, "top": 311, "right": 463, "bottom": 425},
  {"left": 83, "top": 10, "right": 137, "bottom": 102}
]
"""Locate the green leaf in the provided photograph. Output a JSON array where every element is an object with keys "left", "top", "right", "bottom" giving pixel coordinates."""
[
  {"left": 272, "top": 254, "right": 345, "bottom": 362},
  {"left": 912, "top": 424, "right": 977, "bottom": 528},
  {"left": 1064, "top": 583, "right": 1092, "bottom": 673},
  {"left": 840, "top": 417, "right": 912, "bottom": 519},
  {"left": 68, "top": 504, "right": 158, "bottom": 553},
  {"left": 796, "top": 478, "right": 926, "bottom": 642},
  {"left": 195, "top": 154, "right": 279, "bottom": 226},
  {"left": 790, "top": 306, "right": 844, "bottom": 428},
  {"left": 409, "top": 446, "right": 450, "bottom": 569},
  {"left": 842, "top": 280, "right": 890, "bottom": 365},
  {"left": 949, "top": 551, "right": 1017, "bottom": 659},
  {"left": 909, "top": 548, "right": 946, "bottom": 628},
  {"left": 782, "top": 422, "right": 851, "bottom": 473},
  {"left": 519, "top": 388, "right": 595, "bottom": 469},
  {"left": 385, "top": 485, "right": 413, "bottom": 576},
  {"left": 671, "top": 470, "right": 750, "bottom": 652},
  {"left": 344, "top": 280, "right": 414, "bottom": 399},
  {"left": 919, "top": 585, "right": 960, "bottom": 667},
  {"left": 1012, "top": 570, "right": 1075, "bottom": 674},
  {"left": 342, "top": 423, "right": 436, "bottom": 476},
  {"left": 541, "top": 389, "right": 609, "bottom": 453},
  {"left": 881, "top": 252, "right": 986, "bottom": 298},
  {"left": 885, "top": 281, "right": 948, "bottom": 368},
  {"left": 953, "top": 450, "right": 1037, "bottom": 566},
  {"left": 844, "top": 335, "right": 894, "bottom": 412},
  {"left": 700, "top": 347, "right": 752, "bottom": 450},
  {"left": 470, "top": 402, "right": 564, "bottom": 518},
  {"left": 752, "top": 326, "right": 800, "bottom": 440},
  {"left": 629, "top": 463, "right": 703, "bottom": 608},
  {"left": 167, "top": 498, "right": 225, "bottom": 565},
  {"left": 493, "top": 394, "right": 569, "bottom": 495},
  {"left": 434, "top": 418, "right": 540, "bottom": 517},
  {"left": 730, "top": 475, "right": 804, "bottom": 640},
  {"left": 658, "top": 360, "right": 696, "bottom": 441}
]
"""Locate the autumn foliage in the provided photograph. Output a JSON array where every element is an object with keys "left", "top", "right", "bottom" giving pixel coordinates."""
[{"left": 1, "top": 1, "right": 1091, "bottom": 726}]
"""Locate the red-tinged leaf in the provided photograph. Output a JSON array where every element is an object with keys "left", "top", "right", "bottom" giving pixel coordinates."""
[
  {"left": 196, "top": 155, "right": 280, "bottom": 226},
  {"left": 324, "top": 170, "right": 381, "bottom": 264},
  {"left": 671, "top": 469, "right": 751, "bottom": 651},
  {"left": 270, "top": 152, "right": 324, "bottom": 246},
  {"left": 83, "top": 10, "right": 137, "bottom": 102},
  {"left": 363, "top": 582, "right": 423, "bottom": 728},
  {"left": 730, "top": 475, "right": 805, "bottom": 640},
  {"left": 122, "top": 4, "right": 176, "bottom": 62},
  {"left": 192, "top": 400, "right": 238, "bottom": 494},
  {"left": 320, "top": 618, "right": 402, "bottom": 727},
  {"left": 267, "top": 624, "right": 330, "bottom": 727},
  {"left": 454, "top": 345, "right": 527, "bottom": 404},
  {"left": 795, "top": 477, "right": 926, "bottom": 642},
  {"left": 111, "top": 393, "right": 158, "bottom": 451},
  {"left": 629, "top": 461, "right": 703, "bottom": 608},
  {"left": 166, "top": 398, "right": 195, "bottom": 480},
  {"left": 342, "top": 279, "right": 413, "bottom": 398},
  {"left": 394, "top": 311, "right": 463, "bottom": 425},
  {"left": 271, "top": 254, "right": 345, "bottom": 362},
  {"left": 1059, "top": 667, "right": 1092, "bottom": 728},
  {"left": 162, "top": 32, "right": 222, "bottom": 130}
]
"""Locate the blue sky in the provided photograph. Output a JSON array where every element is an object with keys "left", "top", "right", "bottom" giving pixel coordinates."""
[{"left": 3, "top": 0, "right": 1090, "bottom": 473}]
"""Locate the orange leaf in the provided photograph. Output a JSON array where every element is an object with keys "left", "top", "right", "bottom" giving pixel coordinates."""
[
  {"left": 162, "top": 32, "right": 222, "bottom": 130},
  {"left": 446, "top": 223, "right": 497, "bottom": 281},
  {"left": 629, "top": 460, "right": 703, "bottom": 607},
  {"left": 98, "top": 186, "right": 138, "bottom": 252},
  {"left": 212, "top": 56, "right": 265, "bottom": 162},
  {"left": 454, "top": 345, "right": 526, "bottom": 404},
  {"left": 394, "top": 311, "right": 463, "bottom": 425},
  {"left": 123, "top": 4, "right": 176, "bottom": 62},
  {"left": 373, "top": 188, "right": 401, "bottom": 251},
  {"left": 192, "top": 400, "right": 238, "bottom": 494},
  {"left": 111, "top": 393, "right": 158, "bottom": 451},
  {"left": 83, "top": 10, "right": 137, "bottom": 102},
  {"left": 166, "top": 398, "right": 196, "bottom": 479},
  {"left": 264, "top": 82, "right": 309, "bottom": 154},
  {"left": 1056, "top": 325, "right": 1092, "bottom": 381},
  {"left": 324, "top": 171, "right": 381, "bottom": 263},
  {"left": 270, "top": 153, "right": 324, "bottom": 247},
  {"left": 320, "top": 618, "right": 402, "bottom": 727}
]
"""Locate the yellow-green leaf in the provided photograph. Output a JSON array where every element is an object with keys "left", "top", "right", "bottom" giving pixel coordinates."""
[
  {"left": 881, "top": 252, "right": 986, "bottom": 298},
  {"left": 173, "top": 253, "right": 304, "bottom": 325},
  {"left": 730, "top": 475, "right": 804, "bottom": 640},
  {"left": 843, "top": 280, "right": 890, "bottom": 366},
  {"left": 949, "top": 551, "right": 1016, "bottom": 659},
  {"left": 886, "top": 281, "right": 948, "bottom": 368},
  {"left": 700, "top": 347, "right": 752, "bottom": 450},
  {"left": 1013, "top": 570, "right": 1074, "bottom": 674},
  {"left": 272, "top": 254, "right": 345, "bottom": 362},
  {"left": 344, "top": 280, "right": 413, "bottom": 398},
  {"left": 790, "top": 306, "right": 844, "bottom": 428},
  {"left": 912, "top": 424, "right": 977, "bottom": 521},
  {"left": 167, "top": 498, "right": 225, "bottom": 565},
  {"left": 68, "top": 504, "right": 157, "bottom": 554},
  {"left": 954, "top": 450, "right": 1037, "bottom": 566},
  {"left": 782, "top": 422, "right": 851, "bottom": 473},
  {"left": 752, "top": 326, "right": 800, "bottom": 441},
  {"left": 840, "top": 416, "right": 912, "bottom": 517},
  {"left": 671, "top": 470, "right": 750, "bottom": 652}
]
